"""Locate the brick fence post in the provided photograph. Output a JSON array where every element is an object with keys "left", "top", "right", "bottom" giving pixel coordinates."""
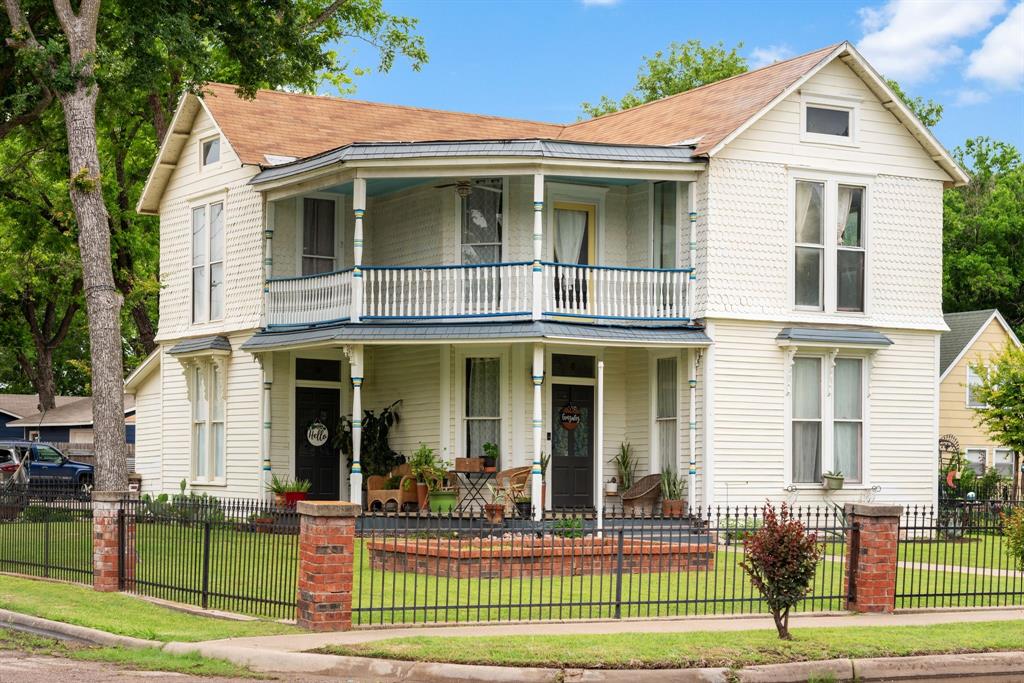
[
  {"left": 844, "top": 503, "right": 903, "bottom": 613},
  {"left": 92, "top": 491, "right": 136, "bottom": 592},
  {"left": 296, "top": 500, "right": 360, "bottom": 631}
]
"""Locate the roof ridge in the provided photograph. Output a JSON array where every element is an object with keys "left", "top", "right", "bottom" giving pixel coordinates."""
[
  {"left": 203, "top": 82, "right": 566, "bottom": 130},
  {"left": 561, "top": 43, "right": 844, "bottom": 135}
]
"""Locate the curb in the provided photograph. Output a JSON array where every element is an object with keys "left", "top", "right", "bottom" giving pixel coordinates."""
[{"left": 0, "top": 608, "right": 161, "bottom": 651}]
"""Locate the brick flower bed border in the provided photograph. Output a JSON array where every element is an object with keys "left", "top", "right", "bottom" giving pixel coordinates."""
[{"left": 367, "top": 535, "right": 716, "bottom": 578}]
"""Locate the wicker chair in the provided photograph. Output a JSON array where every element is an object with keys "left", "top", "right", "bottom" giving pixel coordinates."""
[
  {"left": 492, "top": 466, "right": 531, "bottom": 512},
  {"left": 620, "top": 474, "right": 662, "bottom": 516},
  {"left": 365, "top": 463, "right": 418, "bottom": 511}
]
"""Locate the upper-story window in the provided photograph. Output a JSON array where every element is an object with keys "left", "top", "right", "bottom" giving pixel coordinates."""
[
  {"left": 800, "top": 94, "right": 858, "bottom": 146},
  {"left": 806, "top": 107, "right": 849, "bottom": 137},
  {"left": 302, "top": 197, "right": 337, "bottom": 275},
  {"left": 192, "top": 201, "right": 224, "bottom": 323},
  {"left": 794, "top": 179, "right": 866, "bottom": 313},
  {"left": 201, "top": 137, "right": 220, "bottom": 166},
  {"left": 653, "top": 181, "right": 677, "bottom": 268},
  {"left": 967, "top": 365, "right": 987, "bottom": 408},
  {"left": 461, "top": 179, "right": 503, "bottom": 264}
]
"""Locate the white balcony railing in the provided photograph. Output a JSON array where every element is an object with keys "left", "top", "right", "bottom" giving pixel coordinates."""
[{"left": 266, "top": 262, "right": 692, "bottom": 327}]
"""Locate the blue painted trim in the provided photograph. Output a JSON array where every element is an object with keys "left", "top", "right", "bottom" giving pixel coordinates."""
[
  {"left": 543, "top": 312, "right": 692, "bottom": 322},
  {"left": 267, "top": 267, "right": 354, "bottom": 283},
  {"left": 540, "top": 261, "right": 694, "bottom": 274},
  {"left": 361, "top": 261, "right": 532, "bottom": 272},
  {"left": 362, "top": 312, "right": 530, "bottom": 320}
]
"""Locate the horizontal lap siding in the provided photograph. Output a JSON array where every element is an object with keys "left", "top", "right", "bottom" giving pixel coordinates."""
[
  {"left": 269, "top": 351, "right": 293, "bottom": 478},
  {"left": 222, "top": 337, "right": 262, "bottom": 497},
  {"left": 710, "top": 319, "right": 938, "bottom": 507},
  {"left": 159, "top": 347, "right": 190, "bottom": 492},
  {"left": 365, "top": 345, "right": 441, "bottom": 458},
  {"left": 133, "top": 360, "right": 162, "bottom": 492}
]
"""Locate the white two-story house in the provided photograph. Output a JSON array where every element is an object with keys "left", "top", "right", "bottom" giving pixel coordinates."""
[{"left": 127, "top": 42, "right": 967, "bottom": 512}]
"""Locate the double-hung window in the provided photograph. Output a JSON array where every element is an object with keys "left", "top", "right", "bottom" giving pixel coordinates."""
[
  {"left": 461, "top": 179, "right": 503, "bottom": 264},
  {"left": 302, "top": 198, "right": 337, "bottom": 275},
  {"left": 966, "top": 366, "right": 987, "bottom": 408},
  {"left": 794, "top": 179, "right": 866, "bottom": 312},
  {"left": 192, "top": 201, "right": 224, "bottom": 323},
  {"left": 792, "top": 355, "right": 865, "bottom": 484},
  {"left": 655, "top": 356, "right": 679, "bottom": 472},
  {"left": 191, "top": 362, "right": 225, "bottom": 482},
  {"left": 964, "top": 448, "right": 987, "bottom": 475},
  {"left": 653, "top": 181, "right": 678, "bottom": 269},
  {"left": 993, "top": 448, "right": 1014, "bottom": 477},
  {"left": 465, "top": 357, "right": 501, "bottom": 457}
]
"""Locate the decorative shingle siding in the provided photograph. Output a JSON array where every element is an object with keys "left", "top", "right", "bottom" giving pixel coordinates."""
[{"left": 366, "top": 185, "right": 447, "bottom": 266}]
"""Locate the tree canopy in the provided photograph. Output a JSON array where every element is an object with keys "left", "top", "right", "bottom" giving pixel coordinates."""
[{"left": 971, "top": 344, "right": 1024, "bottom": 456}]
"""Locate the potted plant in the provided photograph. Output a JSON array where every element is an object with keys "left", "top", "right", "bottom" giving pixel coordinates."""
[
  {"left": 408, "top": 443, "right": 436, "bottom": 510},
  {"left": 427, "top": 463, "right": 457, "bottom": 514},
  {"left": 481, "top": 442, "right": 499, "bottom": 473},
  {"left": 483, "top": 483, "right": 506, "bottom": 525},
  {"left": 614, "top": 442, "right": 638, "bottom": 492},
  {"left": 605, "top": 476, "right": 618, "bottom": 495},
  {"left": 823, "top": 470, "right": 845, "bottom": 491},
  {"left": 283, "top": 478, "right": 311, "bottom": 507},
  {"left": 660, "top": 468, "right": 685, "bottom": 518},
  {"left": 540, "top": 451, "right": 550, "bottom": 509},
  {"left": 266, "top": 474, "right": 289, "bottom": 507},
  {"left": 513, "top": 494, "right": 532, "bottom": 519},
  {"left": 249, "top": 511, "right": 275, "bottom": 533}
]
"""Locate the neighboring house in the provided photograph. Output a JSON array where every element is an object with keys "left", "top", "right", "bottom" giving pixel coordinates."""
[
  {"left": 939, "top": 309, "right": 1021, "bottom": 483},
  {"left": 0, "top": 394, "right": 81, "bottom": 439},
  {"left": 128, "top": 41, "right": 967, "bottom": 511},
  {"left": 7, "top": 396, "right": 136, "bottom": 447}
]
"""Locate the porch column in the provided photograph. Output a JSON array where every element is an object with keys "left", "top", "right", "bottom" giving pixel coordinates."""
[
  {"left": 531, "top": 342, "right": 544, "bottom": 519},
  {"left": 352, "top": 178, "right": 366, "bottom": 323},
  {"left": 261, "top": 353, "right": 274, "bottom": 502},
  {"left": 596, "top": 360, "right": 605, "bottom": 530},
  {"left": 686, "top": 182, "right": 697, "bottom": 321},
  {"left": 531, "top": 174, "right": 544, "bottom": 321},
  {"left": 348, "top": 344, "right": 364, "bottom": 506},
  {"left": 687, "top": 348, "right": 697, "bottom": 508},
  {"left": 262, "top": 202, "right": 274, "bottom": 328}
]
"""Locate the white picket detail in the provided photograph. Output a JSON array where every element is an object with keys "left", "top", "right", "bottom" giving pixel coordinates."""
[
  {"left": 266, "top": 269, "right": 353, "bottom": 326},
  {"left": 543, "top": 263, "right": 688, "bottom": 320}
]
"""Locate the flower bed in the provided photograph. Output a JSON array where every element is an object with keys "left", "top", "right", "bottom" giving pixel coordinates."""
[{"left": 367, "top": 534, "right": 715, "bottom": 578}]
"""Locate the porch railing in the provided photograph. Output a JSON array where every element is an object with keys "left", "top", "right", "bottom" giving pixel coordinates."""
[{"left": 266, "top": 262, "right": 692, "bottom": 327}]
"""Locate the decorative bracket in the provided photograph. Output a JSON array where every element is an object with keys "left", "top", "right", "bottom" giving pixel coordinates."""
[{"left": 782, "top": 347, "right": 797, "bottom": 396}]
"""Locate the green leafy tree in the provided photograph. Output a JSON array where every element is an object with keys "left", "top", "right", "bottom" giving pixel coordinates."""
[
  {"left": 971, "top": 344, "right": 1024, "bottom": 457},
  {"left": 581, "top": 40, "right": 746, "bottom": 117},
  {"left": 943, "top": 138, "right": 1024, "bottom": 337},
  {"left": 885, "top": 78, "right": 943, "bottom": 127},
  {"left": 2, "top": 0, "right": 427, "bottom": 490}
]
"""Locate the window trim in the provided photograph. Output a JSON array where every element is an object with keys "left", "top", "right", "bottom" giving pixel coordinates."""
[
  {"left": 963, "top": 446, "right": 988, "bottom": 475},
  {"left": 455, "top": 346, "right": 509, "bottom": 460},
  {"left": 993, "top": 447, "right": 1014, "bottom": 477},
  {"left": 190, "top": 196, "right": 227, "bottom": 324},
  {"left": 198, "top": 134, "right": 222, "bottom": 171},
  {"left": 799, "top": 92, "right": 860, "bottom": 147},
  {"left": 785, "top": 349, "right": 871, "bottom": 488},
  {"left": 296, "top": 193, "right": 344, "bottom": 277},
  {"left": 966, "top": 365, "right": 987, "bottom": 408},
  {"left": 789, "top": 171, "right": 872, "bottom": 316},
  {"left": 187, "top": 358, "right": 228, "bottom": 486}
]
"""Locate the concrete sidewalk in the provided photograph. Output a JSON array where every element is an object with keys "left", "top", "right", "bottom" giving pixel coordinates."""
[{"left": 210, "top": 606, "right": 1024, "bottom": 652}]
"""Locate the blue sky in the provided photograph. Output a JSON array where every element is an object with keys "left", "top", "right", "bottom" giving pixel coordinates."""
[{"left": 328, "top": 0, "right": 1024, "bottom": 154}]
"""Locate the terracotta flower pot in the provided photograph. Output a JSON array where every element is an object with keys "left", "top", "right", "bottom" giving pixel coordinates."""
[
  {"left": 416, "top": 482, "right": 429, "bottom": 510},
  {"left": 483, "top": 503, "right": 505, "bottom": 525},
  {"left": 662, "top": 499, "right": 685, "bottom": 518}
]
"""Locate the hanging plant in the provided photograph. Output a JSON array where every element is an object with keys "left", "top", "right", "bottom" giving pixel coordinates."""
[{"left": 334, "top": 400, "right": 403, "bottom": 478}]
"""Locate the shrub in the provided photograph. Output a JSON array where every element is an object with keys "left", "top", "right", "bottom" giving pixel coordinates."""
[
  {"left": 552, "top": 517, "right": 584, "bottom": 538},
  {"left": 1004, "top": 507, "right": 1024, "bottom": 571},
  {"left": 740, "top": 503, "right": 822, "bottom": 640}
]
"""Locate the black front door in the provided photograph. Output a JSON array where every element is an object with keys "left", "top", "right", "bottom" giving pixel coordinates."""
[
  {"left": 551, "top": 384, "right": 594, "bottom": 509},
  {"left": 295, "top": 387, "right": 341, "bottom": 500}
]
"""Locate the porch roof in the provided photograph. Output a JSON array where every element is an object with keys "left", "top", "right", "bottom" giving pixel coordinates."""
[
  {"left": 249, "top": 139, "right": 699, "bottom": 187},
  {"left": 240, "top": 320, "right": 711, "bottom": 351},
  {"left": 775, "top": 327, "right": 894, "bottom": 348},
  {"left": 168, "top": 335, "right": 233, "bottom": 355}
]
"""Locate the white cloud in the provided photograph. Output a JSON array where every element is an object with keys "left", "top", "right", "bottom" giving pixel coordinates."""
[
  {"left": 966, "top": 2, "right": 1024, "bottom": 89},
  {"left": 857, "top": 0, "right": 1006, "bottom": 83},
  {"left": 581, "top": 0, "right": 620, "bottom": 6},
  {"left": 954, "top": 88, "right": 992, "bottom": 105},
  {"left": 750, "top": 45, "right": 795, "bottom": 69}
]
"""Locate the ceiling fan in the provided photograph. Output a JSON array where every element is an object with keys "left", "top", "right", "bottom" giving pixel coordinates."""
[{"left": 434, "top": 179, "right": 502, "bottom": 198}]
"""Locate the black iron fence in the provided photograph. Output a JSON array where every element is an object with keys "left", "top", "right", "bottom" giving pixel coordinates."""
[
  {"left": 352, "top": 506, "right": 850, "bottom": 626},
  {"left": 0, "top": 482, "right": 93, "bottom": 583},
  {"left": 896, "top": 501, "right": 1024, "bottom": 609},
  {"left": 119, "top": 495, "right": 300, "bottom": 619}
]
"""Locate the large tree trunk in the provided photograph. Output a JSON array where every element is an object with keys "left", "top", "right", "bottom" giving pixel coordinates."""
[{"left": 60, "top": 82, "right": 127, "bottom": 491}]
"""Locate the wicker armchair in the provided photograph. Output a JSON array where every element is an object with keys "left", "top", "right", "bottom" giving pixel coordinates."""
[
  {"left": 365, "top": 463, "right": 418, "bottom": 511},
  {"left": 492, "top": 466, "right": 531, "bottom": 512},
  {"left": 620, "top": 473, "right": 662, "bottom": 516}
]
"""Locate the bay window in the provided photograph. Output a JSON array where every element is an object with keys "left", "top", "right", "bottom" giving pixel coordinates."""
[
  {"left": 192, "top": 201, "right": 224, "bottom": 322},
  {"left": 465, "top": 357, "right": 501, "bottom": 457},
  {"left": 191, "top": 361, "right": 225, "bottom": 482},
  {"left": 794, "top": 178, "right": 866, "bottom": 313},
  {"left": 792, "top": 354, "right": 865, "bottom": 484}
]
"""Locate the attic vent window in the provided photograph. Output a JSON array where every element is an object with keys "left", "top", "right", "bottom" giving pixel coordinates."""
[
  {"left": 806, "top": 107, "right": 849, "bottom": 137},
  {"left": 202, "top": 138, "right": 220, "bottom": 166}
]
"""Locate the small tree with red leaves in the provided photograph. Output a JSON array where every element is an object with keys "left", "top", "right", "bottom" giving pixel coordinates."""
[{"left": 740, "top": 503, "right": 822, "bottom": 639}]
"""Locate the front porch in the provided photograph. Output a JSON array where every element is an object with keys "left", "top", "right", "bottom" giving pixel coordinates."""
[{"left": 246, "top": 328, "right": 710, "bottom": 517}]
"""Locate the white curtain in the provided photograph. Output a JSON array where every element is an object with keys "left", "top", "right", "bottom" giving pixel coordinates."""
[
  {"left": 793, "top": 423, "right": 822, "bottom": 483},
  {"left": 795, "top": 181, "right": 820, "bottom": 243},
  {"left": 555, "top": 210, "right": 587, "bottom": 264},
  {"left": 792, "top": 357, "right": 821, "bottom": 483},
  {"left": 657, "top": 357, "right": 678, "bottom": 473},
  {"left": 837, "top": 186, "right": 855, "bottom": 245},
  {"left": 466, "top": 358, "right": 500, "bottom": 457},
  {"left": 833, "top": 358, "right": 862, "bottom": 480}
]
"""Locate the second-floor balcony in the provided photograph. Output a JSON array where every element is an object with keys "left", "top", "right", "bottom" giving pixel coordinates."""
[{"left": 266, "top": 261, "right": 692, "bottom": 328}]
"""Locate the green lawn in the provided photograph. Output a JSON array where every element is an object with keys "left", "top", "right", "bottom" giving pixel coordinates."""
[
  {"left": 0, "top": 627, "right": 265, "bottom": 678},
  {"left": 0, "top": 574, "right": 298, "bottom": 642},
  {"left": 319, "top": 620, "right": 1024, "bottom": 669},
  {"left": 898, "top": 533, "right": 1017, "bottom": 570}
]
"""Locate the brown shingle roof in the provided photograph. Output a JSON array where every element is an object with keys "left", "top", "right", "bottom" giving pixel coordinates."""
[
  {"left": 202, "top": 83, "right": 565, "bottom": 166},
  {"left": 7, "top": 395, "right": 136, "bottom": 428},
  {"left": 0, "top": 394, "right": 79, "bottom": 420},
  {"left": 201, "top": 44, "right": 840, "bottom": 166},
  {"left": 559, "top": 44, "right": 840, "bottom": 154}
]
